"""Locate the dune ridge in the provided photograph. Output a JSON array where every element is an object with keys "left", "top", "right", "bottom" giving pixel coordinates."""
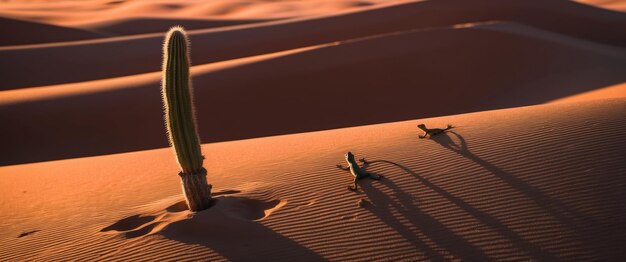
[
  {"left": 79, "top": 17, "right": 275, "bottom": 36},
  {"left": 576, "top": 0, "right": 626, "bottom": 12},
  {"left": 0, "top": 16, "right": 108, "bottom": 46},
  {"left": 0, "top": 0, "right": 406, "bottom": 26},
  {"left": 1, "top": 21, "right": 624, "bottom": 166},
  {"left": 550, "top": 82, "right": 626, "bottom": 103},
  {"left": 1, "top": 98, "right": 624, "bottom": 261},
  {"left": 1, "top": 0, "right": 625, "bottom": 90}
]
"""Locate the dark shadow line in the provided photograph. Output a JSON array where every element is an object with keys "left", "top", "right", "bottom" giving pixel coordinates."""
[
  {"left": 428, "top": 131, "right": 603, "bottom": 251},
  {"left": 157, "top": 202, "right": 324, "bottom": 261},
  {"left": 363, "top": 159, "right": 557, "bottom": 260},
  {"left": 359, "top": 175, "right": 491, "bottom": 260}
]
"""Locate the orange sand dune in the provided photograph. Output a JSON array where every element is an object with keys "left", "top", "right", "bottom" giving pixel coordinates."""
[
  {"left": 1, "top": 0, "right": 625, "bottom": 90},
  {"left": 79, "top": 17, "right": 274, "bottom": 36},
  {"left": 551, "top": 82, "right": 626, "bottom": 103},
  {"left": 576, "top": 0, "right": 626, "bottom": 12},
  {"left": 0, "top": 16, "right": 108, "bottom": 46},
  {"left": 1, "top": 98, "right": 624, "bottom": 261},
  {"left": 2, "top": 22, "right": 624, "bottom": 165},
  {"left": 0, "top": 0, "right": 408, "bottom": 25}
]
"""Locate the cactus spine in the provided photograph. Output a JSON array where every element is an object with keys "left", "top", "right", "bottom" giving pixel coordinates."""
[{"left": 161, "top": 26, "right": 211, "bottom": 212}]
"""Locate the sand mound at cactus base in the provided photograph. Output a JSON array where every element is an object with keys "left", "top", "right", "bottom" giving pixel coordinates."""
[
  {"left": 99, "top": 190, "right": 288, "bottom": 247},
  {"left": 0, "top": 98, "right": 625, "bottom": 261}
]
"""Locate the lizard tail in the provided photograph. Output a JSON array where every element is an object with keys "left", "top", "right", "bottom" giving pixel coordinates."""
[{"left": 445, "top": 124, "right": 453, "bottom": 130}]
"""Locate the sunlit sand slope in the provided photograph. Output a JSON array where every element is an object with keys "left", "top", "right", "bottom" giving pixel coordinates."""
[
  {"left": 576, "top": 0, "right": 626, "bottom": 12},
  {"left": 1, "top": 98, "right": 624, "bottom": 261}
]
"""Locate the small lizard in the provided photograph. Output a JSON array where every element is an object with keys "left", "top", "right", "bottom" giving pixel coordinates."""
[
  {"left": 336, "top": 152, "right": 382, "bottom": 191},
  {"left": 417, "top": 124, "right": 453, "bottom": 139}
]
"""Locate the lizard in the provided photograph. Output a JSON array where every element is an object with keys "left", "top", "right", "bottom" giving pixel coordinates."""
[
  {"left": 417, "top": 124, "right": 453, "bottom": 139},
  {"left": 336, "top": 152, "right": 382, "bottom": 191}
]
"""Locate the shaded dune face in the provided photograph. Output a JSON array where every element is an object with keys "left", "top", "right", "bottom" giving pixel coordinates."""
[
  {"left": 1, "top": 21, "right": 625, "bottom": 165},
  {"left": 1, "top": 0, "right": 625, "bottom": 90},
  {"left": 0, "top": 17, "right": 108, "bottom": 46}
]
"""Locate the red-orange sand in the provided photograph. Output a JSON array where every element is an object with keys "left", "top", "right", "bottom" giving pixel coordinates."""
[{"left": 1, "top": 0, "right": 625, "bottom": 261}]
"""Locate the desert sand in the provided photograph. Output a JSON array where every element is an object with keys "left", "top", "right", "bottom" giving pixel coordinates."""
[{"left": 1, "top": 0, "right": 625, "bottom": 261}]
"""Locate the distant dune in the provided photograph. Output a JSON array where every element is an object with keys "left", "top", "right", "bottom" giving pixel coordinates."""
[
  {"left": 0, "top": 0, "right": 404, "bottom": 25},
  {"left": 576, "top": 0, "right": 626, "bottom": 12},
  {"left": 1, "top": 20, "right": 625, "bottom": 165},
  {"left": 1, "top": 0, "right": 625, "bottom": 90},
  {"left": 0, "top": 16, "right": 107, "bottom": 45},
  {"left": 78, "top": 17, "right": 275, "bottom": 36}
]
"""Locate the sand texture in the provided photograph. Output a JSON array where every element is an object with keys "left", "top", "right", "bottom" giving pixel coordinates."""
[
  {"left": 1, "top": 0, "right": 625, "bottom": 261},
  {"left": 1, "top": 99, "right": 625, "bottom": 261}
]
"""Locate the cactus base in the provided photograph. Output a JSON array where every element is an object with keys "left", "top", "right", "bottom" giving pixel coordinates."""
[{"left": 179, "top": 168, "right": 212, "bottom": 212}]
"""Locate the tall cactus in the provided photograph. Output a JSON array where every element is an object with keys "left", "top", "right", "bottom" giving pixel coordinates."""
[{"left": 161, "top": 26, "right": 211, "bottom": 212}]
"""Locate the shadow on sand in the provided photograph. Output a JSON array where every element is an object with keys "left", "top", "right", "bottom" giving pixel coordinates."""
[
  {"left": 356, "top": 130, "right": 612, "bottom": 259},
  {"left": 159, "top": 197, "right": 323, "bottom": 261},
  {"left": 360, "top": 157, "right": 557, "bottom": 260},
  {"left": 429, "top": 131, "right": 602, "bottom": 248},
  {"left": 359, "top": 178, "right": 489, "bottom": 261}
]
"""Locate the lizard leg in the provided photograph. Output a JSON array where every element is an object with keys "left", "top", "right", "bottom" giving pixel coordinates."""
[
  {"left": 336, "top": 164, "right": 350, "bottom": 171},
  {"left": 348, "top": 177, "right": 358, "bottom": 191},
  {"left": 368, "top": 172, "right": 382, "bottom": 180}
]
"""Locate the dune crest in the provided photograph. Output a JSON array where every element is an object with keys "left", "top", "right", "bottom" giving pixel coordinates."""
[
  {"left": 2, "top": 0, "right": 625, "bottom": 90},
  {"left": 0, "top": 16, "right": 107, "bottom": 46},
  {"left": 576, "top": 0, "right": 626, "bottom": 12},
  {"left": 2, "top": 20, "right": 625, "bottom": 165}
]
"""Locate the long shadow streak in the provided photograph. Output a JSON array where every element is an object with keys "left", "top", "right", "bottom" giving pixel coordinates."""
[
  {"left": 159, "top": 200, "right": 324, "bottom": 261},
  {"left": 429, "top": 131, "right": 603, "bottom": 253},
  {"left": 359, "top": 176, "right": 491, "bottom": 260},
  {"left": 363, "top": 158, "right": 557, "bottom": 260}
]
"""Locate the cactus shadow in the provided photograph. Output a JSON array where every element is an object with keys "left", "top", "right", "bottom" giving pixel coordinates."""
[{"left": 159, "top": 197, "right": 323, "bottom": 261}]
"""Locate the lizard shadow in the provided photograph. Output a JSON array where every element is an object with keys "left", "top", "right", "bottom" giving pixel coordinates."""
[
  {"left": 362, "top": 159, "right": 556, "bottom": 260},
  {"left": 427, "top": 131, "right": 603, "bottom": 257},
  {"left": 358, "top": 173, "right": 490, "bottom": 260}
]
